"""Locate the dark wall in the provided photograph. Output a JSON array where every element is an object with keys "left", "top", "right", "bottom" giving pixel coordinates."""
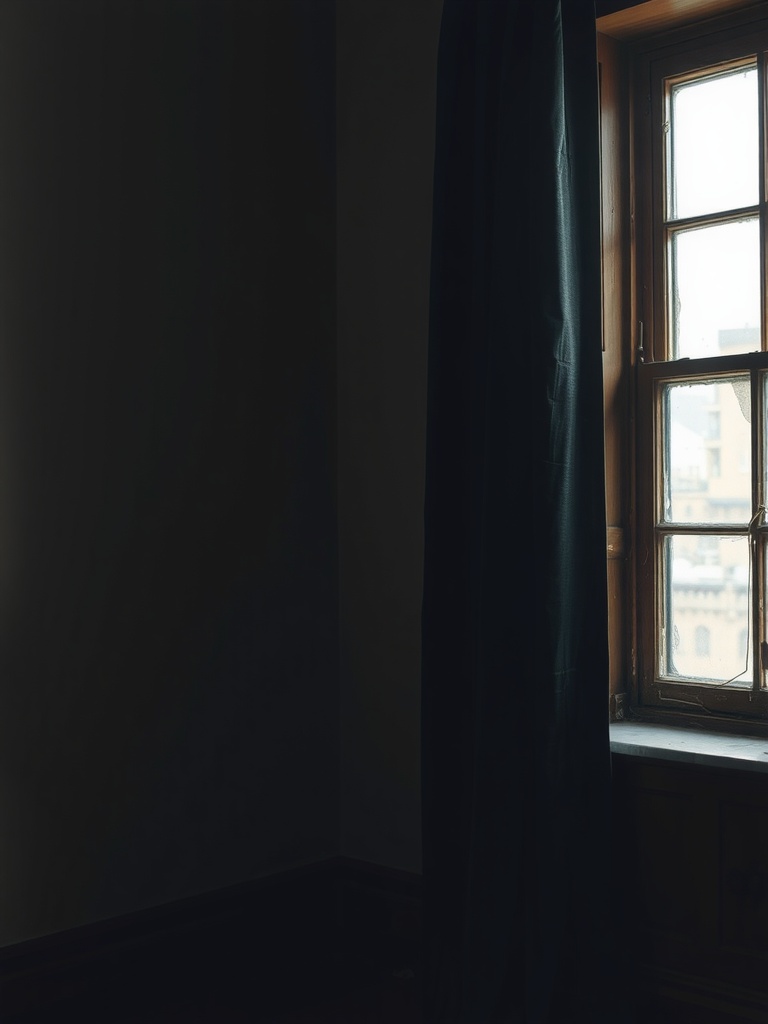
[
  {"left": 337, "top": 0, "right": 442, "bottom": 871},
  {"left": 0, "top": 0, "right": 338, "bottom": 945}
]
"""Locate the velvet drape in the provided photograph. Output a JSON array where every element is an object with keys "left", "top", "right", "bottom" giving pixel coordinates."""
[{"left": 421, "top": 2, "right": 621, "bottom": 1020}]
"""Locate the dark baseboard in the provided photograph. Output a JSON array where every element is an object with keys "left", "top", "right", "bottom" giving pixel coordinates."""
[{"left": 0, "top": 857, "right": 423, "bottom": 1019}]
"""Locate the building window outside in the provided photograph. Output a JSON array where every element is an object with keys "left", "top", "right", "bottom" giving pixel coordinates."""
[{"left": 695, "top": 625, "right": 711, "bottom": 658}]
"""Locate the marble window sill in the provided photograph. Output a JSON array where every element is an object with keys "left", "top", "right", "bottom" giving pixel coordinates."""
[{"left": 609, "top": 721, "right": 768, "bottom": 774}]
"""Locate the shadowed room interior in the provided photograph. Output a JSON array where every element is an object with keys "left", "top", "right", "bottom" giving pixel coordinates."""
[
  {"left": 0, "top": 2, "right": 765, "bottom": 1022},
  {"left": 0, "top": 1, "right": 432, "bottom": 1018}
]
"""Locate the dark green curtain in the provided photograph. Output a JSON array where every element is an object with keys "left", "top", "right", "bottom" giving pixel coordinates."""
[{"left": 421, "top": 2, "right": 623, "bottom": 1021}]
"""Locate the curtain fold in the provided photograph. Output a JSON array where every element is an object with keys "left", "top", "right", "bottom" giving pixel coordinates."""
[{"left": 421, "top": 2, "right": 622, "bottom": 1020}]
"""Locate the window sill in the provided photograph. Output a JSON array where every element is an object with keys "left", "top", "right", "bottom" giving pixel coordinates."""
[{"left": 609, "top": 721, "right": 768, "bottom": 774}]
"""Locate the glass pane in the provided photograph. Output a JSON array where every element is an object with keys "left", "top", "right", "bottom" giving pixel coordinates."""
[
  {"left": 669, "top": 66, "right": 758, "bottom": 220},
  {"left": 670, "top": 218, "right": 760, "bottom": 359},
  {"left": 663, "top": 378, "right": 751, "bottom": 524},
  {"left": 662, "top": 534, "right": 752, "bottom": 685}
]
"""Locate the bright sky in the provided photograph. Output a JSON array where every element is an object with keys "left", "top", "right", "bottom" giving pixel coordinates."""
[{"left": 670, "top": 65, "right": 760, "bottom": 358}]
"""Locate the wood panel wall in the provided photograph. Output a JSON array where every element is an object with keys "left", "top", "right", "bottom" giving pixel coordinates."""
[{"left": 613, "top": 756, "right": 768, "bottom": 1022}]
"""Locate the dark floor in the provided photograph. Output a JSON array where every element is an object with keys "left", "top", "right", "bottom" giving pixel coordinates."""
[
  {"left": 2, "top": 876, "right": 424, "bottom": 1023},
  {"left": 6, "top": 959, "right": 423, "bottom": 1023}
]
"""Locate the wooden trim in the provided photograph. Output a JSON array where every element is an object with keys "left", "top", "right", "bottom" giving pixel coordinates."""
[
  {"left": 597, "top": 1, "right": 768, "bottom": 41},
  {"left": 600, "top": 31, "right": 633, "bottom": 700},
  {"left": 607, "top": 526, "right": 626, "bottom": 559}
]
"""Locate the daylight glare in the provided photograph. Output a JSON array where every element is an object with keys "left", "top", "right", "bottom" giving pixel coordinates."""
[{"left": 670, "top": 66, "right": 760, "bottom": 358}]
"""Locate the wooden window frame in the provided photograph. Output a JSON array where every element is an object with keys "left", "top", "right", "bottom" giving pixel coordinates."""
[{"left": 599, "top": 1, "right": 768, "bottom": 734}]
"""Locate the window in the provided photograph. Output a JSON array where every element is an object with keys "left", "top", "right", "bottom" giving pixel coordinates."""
[
  {"left": 598, "top": 2, "right": 768, "bottom": 728},
  {"left": 694, "top": 625, "right": 711, "bottom": 659}
]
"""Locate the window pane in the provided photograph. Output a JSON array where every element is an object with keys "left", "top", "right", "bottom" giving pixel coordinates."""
[
  {"left": 663, "top": 378, "right": 751, "bottom": 524},
  {"left": 670, "top": 218, "right": 760, "bottom": 359},
  {"left": 669, "top": 66, "right": 758, "bottom": 220},
  {"left": 662, "top": 534, "right": 752, "bottom": 685}
]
